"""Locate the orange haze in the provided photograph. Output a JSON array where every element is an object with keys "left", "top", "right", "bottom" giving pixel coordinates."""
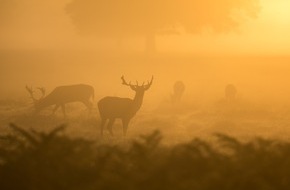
[{"left": 0, "top": 0, "right": 290, "bottom": 110}]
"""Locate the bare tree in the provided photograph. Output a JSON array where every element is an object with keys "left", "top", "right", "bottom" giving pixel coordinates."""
[
  {"left": 65, "top": 0, "right": 260, "bottom": 53},
  {"left": 26, "top": 84, "right": 94, "bottom": 117},
  {"left": 98, "top": 76, "right": 153, "bottom": 136}
]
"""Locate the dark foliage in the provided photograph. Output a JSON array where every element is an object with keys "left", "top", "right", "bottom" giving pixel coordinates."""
[{"left": 1, "top": 124, "right": 290, "bottom": 190}]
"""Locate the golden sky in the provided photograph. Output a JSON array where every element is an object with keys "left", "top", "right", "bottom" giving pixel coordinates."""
[
  {"left": 1, "top": 0, "right": 290, "bottom": 106},
  {"left": 161, "top": 0, "right": 290, "bottom": 55},
  {"left": 0, "top": 0, "right": 289, "bottom": 55}
]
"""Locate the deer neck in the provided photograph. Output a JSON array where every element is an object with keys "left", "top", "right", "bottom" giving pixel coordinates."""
[{"left": 132, "top": 91, "right": 145, "bottom": 111}]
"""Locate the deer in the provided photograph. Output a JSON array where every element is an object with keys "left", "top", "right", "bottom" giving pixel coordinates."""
[
  {"left": 98, "top": 76, "right": 153, "bottom": 136},
  {"left": 25, "top": 84, "right": 94, "bottom": 116}
]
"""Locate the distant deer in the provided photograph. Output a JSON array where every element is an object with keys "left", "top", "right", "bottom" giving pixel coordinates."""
[
  {"left": 26, "top": 84, "right": 94, "bottom": 116},
  {"left": 171, "top": 80, "right": 185, "bottom": 105},
  {"left": 98, "top": 76, "right": 153, "bottom": 136}
]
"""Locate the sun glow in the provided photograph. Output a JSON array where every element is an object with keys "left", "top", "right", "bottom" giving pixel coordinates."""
[{"left": 262, "top": 0, "right": 290, "bottom": 24}]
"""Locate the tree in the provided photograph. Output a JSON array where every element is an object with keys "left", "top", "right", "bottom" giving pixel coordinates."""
[{"left": 65, "top": 0, "right": 260, "bottom": 53}]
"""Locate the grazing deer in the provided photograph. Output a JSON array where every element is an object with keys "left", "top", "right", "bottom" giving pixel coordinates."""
[
  {"left": 98, "top": 76, "right": 153, "bottom": 136},
  {"left": 26, "top": 84, "right": 94, "bottom": 116}
]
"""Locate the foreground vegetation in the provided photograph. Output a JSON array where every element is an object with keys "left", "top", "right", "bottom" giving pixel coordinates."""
[{"left": 1, "top": 124, "right": 290, "bottom": 190}]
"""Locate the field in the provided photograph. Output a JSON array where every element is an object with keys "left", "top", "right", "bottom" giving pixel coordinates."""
[
  {"left": 1, "top": 94, "right": 290, "bottom": 143},
  {"left": 1, "top": 99, "right": 290, "bottom": 189},
  {"left": 1, "top": 51, "right": 290, "bottom": 189}
]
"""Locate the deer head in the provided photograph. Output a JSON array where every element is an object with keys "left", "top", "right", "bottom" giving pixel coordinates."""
[{"left": 25, "top": 86, "right": 46, "bottom": 106}]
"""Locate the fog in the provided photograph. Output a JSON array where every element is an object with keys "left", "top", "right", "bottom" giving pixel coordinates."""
[
  {"left": 2, "top": 1, "right": 290, "bottom": 189},
  {"left": 0, "top": 0, "right": 290, "bottom": 125},
  {"left": 1, "top": 54, "right": 290, "bottom": 110}
]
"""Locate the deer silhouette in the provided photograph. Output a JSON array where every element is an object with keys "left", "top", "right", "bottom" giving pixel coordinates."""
[
  {"left": 171, "top": 80, "right": 185, "bottom": 105},
  {"left": 98, "top": 76, "right": 153, "bottom": 136},
  {"left": 26, "top": 84, "right": 94, "bottom": 116}
]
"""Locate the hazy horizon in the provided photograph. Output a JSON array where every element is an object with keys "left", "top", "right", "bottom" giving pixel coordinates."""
[{"left": 1, "top": 0, "right": 290, "bottom": 109}]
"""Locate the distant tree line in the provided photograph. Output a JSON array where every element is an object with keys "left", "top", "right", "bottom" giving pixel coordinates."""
[{"left": 66, "top": 0, "right": 260, "bottom": 53}]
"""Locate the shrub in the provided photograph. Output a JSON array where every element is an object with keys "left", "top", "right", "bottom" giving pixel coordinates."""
[{"left": 1, "top": 124, "right": 290, "bottom": 190}]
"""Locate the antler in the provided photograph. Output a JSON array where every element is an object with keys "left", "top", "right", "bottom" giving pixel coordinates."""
[
  {"left": 121, "top": 76, "right": 153, "bottom": 91},
  {"left": 25, "top": 86, "right": 46, "bottom": 102},
  {"left": 25, "top": 85, "right": 36, "bottom": 101},
  {"left": 37, "top": 87, "right": 46, "bottom": 98},
  {"left": 121, "top": 76, "right": 137, "bottom": 90},
  {"left": 121, "top": 76, "right": 130, "bottom": 86},
  {"left": 144, "top": 76, "right": 153, "bottom": 90}
]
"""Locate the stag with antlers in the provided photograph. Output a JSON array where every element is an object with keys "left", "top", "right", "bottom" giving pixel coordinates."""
[
  {"left": 98, "top": 76, "right": 153, "bottom": 136},
  {"left": 26, "top": 84, "right": 94, "bottom": 116}
]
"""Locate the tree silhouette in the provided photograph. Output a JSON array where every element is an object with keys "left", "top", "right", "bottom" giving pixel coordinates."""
[{"left": 65, "top": 0, "right": 260, "bottom": 53}]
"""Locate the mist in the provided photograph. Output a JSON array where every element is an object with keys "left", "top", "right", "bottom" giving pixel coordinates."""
[
  {"left": 0, "top": 0, "right": 289, "bottom": 122},
  {"left": 2, "top": 1, "right": 290, "bottom": 189},
  {"left": 0, "top": 0, "right": 289, "bottom": 102}
]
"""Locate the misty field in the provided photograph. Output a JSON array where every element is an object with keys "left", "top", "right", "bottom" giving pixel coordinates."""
[
  {"left": 1, "top": 93, "right": 290, "bottom": 142},
  {"left": 1, "top": 110, "right": 290, "bottom": 189},
  {"left": 1, "top": 52, "right": 290, "bottom": 189}
]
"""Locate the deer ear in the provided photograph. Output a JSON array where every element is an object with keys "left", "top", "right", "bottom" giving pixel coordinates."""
[{"left": 130, "top": 85, "right": 137, "bottom": 91}]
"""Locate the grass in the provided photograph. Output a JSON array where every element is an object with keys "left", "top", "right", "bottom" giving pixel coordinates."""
[
  {"left": 1, "top": 99, "right": 290, "bottom": 189},
  {"left": 1, "top": 123, "right": 290, "bottom": 190}
]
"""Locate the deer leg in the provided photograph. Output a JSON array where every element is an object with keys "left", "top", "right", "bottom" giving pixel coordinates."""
[
  {"left": 122, "top": 118, "right": 130, "bottom": 136},
  {"left": 52, "top": 105, "right": 60, "bottom": 115},
  {"left": 100, "top": 118, "right": 107, "bottom": 136},
  {"left": 107, "top": 119, "right": 115, "bottom": 136},
  {"left": 61, "top": 104, "right": 66, "bottom": 118}
]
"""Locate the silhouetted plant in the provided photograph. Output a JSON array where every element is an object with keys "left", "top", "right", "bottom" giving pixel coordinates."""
[
  {"left": 0, "top": 123, "right": 95, "bottom": 190},
  {"left": 1, "top": 124, "right": 290, "bottom": 190}
]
